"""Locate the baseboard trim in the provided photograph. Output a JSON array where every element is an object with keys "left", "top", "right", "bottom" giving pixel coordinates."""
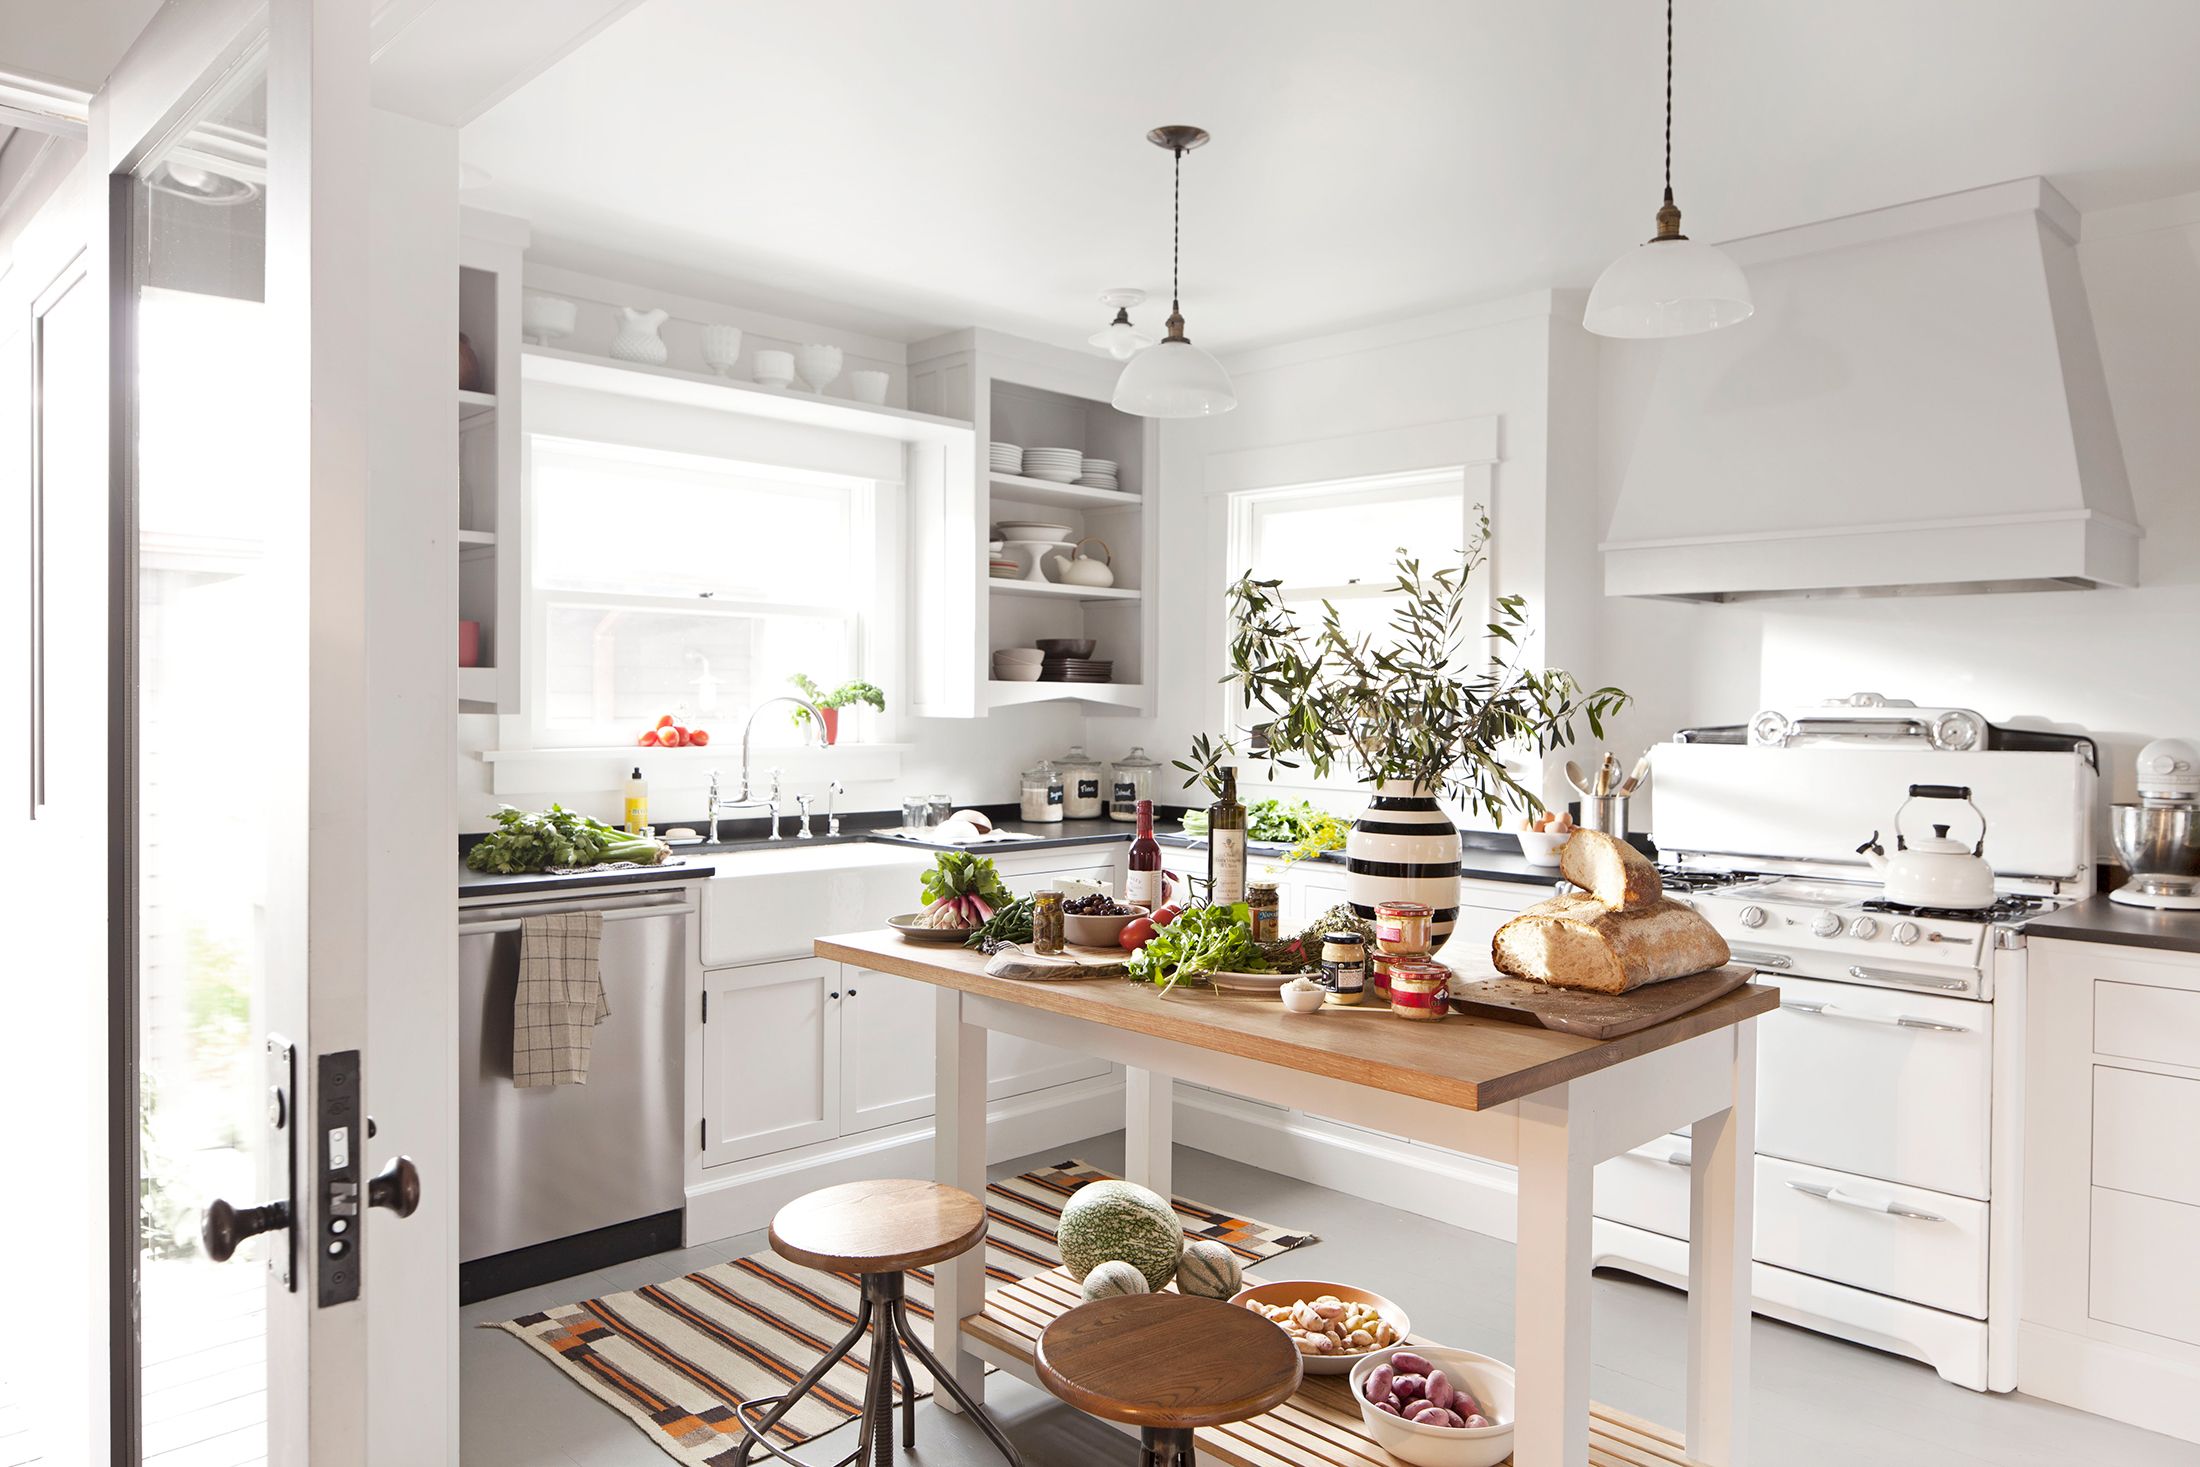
[
  {"left": 2017, "top": 1321, "right": 2200, "bottom": 1445},
  {"left": 1173, "top": 1085, "right": 1520, "bottom": 1242},
  {"left": 683, "top": 1076, "right": 1128, "bottom": 1243}
]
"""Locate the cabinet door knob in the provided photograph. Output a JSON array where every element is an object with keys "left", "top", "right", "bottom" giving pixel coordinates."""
[{"left": 846, "top": 987, "right": 857, "bottom": 996}]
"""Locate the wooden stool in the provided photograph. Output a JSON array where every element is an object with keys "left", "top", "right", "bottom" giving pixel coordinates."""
[
  {"left": 1035, "top": 1293, "right": 1303, "bottom": 1467},
  {"left": 736, "top": 1179, "right": 1024, "bottom": 1467}
]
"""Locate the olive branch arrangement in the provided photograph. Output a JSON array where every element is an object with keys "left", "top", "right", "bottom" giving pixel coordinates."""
[{"left": 1175, "top": 511, "right": 1629, "bottom": 824}]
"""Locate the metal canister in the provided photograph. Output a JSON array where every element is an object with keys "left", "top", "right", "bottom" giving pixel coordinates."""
[
  {"left": 1246, "top": 883, "right": 1280, "bottom": 943},
  {"left": 1386, "top": 958, "right": 1450, "bottom": 1021},
  {"left": 1318, "top": 931, "right": 1366, "bottom": 1006},
  {"left": 1031, "top": 890, "right": 1065, "bottom": 955}
]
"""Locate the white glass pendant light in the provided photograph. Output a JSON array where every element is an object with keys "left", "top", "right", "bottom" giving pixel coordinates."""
[
  {"left": 1088, "top": 288, "right": 1159, "bottom": 360},
  {"left": 1113, "top": 126, "right": 1237, "bottom": 417},
  {"left": 1583, "top": 0, "right": 1753, "bottom": 339}
]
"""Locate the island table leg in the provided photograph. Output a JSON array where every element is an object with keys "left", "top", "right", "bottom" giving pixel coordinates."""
[
  {"left": 1513, "top": 1082, "right": 1593, "bottom": 1466},
  {"left": 933, "top": 988, "right": 988, "bottom": 1411},
  {"left": 1125, "top": 1068, "right": 1173, "bottom": 1202},
  {"left": 1684, "top": 1018, "right": 1756, "bottom": 1466}
]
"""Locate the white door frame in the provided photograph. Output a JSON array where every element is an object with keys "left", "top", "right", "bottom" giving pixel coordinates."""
[{"left": 93, "top": 0, "right": 383, "bottom": 1461}]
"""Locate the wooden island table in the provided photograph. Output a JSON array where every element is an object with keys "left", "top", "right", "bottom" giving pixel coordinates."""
[{"left": 816, "top": 930, "right": 1776, "bottom": 1467}]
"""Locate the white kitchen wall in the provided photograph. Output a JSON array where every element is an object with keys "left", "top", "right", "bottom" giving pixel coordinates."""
[{"left": 1595, "top": 189, "right": 2200, "bottom": 814}]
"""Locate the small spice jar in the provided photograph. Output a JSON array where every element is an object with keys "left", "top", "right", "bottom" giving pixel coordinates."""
[
  {"left": 1019, "top": 760, "right": 1064, "bottom": 823},
  {"left": 1318, "top": 931, "right": 1366, "bottom": 1006},
  {"left": 1373, "top": 900, "right": 1434, "bottom": 956},
  {"left": 1387, "top": 958, "right": 1450, "bottom": 1021},
  {"left": 1246, "top": 883, "right": 1280, "bottom": 943},
  {"left": 1031, "top": 890, "right": 1065, "bottom": 955}
]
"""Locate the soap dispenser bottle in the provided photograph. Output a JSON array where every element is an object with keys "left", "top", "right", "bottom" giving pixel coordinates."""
[{"left": 623, "top": 766, "right": 650, "bottom": 835}]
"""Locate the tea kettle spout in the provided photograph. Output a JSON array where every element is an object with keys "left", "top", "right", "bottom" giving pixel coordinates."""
[{"left": 1856, "top": 832, "right": 1890, "bottom": 873}]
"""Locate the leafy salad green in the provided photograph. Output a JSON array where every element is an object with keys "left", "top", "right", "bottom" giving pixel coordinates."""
[
  {"left": 1126, "top": 906, "right": 1270, "bottom": 993},
  {"left": 464, "top": 804, "right": 672, "bottom": 874}
]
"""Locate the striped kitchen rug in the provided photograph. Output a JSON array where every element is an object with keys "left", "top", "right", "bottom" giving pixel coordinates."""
[{"left": 488, "top": 1159, "right": 1317, "bottom": 1465}]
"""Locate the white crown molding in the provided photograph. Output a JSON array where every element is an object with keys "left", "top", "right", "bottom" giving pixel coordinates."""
[{"left": 0, "top": 68, "right": 92, "bottom": 137}]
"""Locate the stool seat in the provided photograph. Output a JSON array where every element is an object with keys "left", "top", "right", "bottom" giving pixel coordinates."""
[
  {"left": 1037, "top": 1293, "right": 1303, "bottom": 1431},
  {"left": 768, "top": 1178, "right": 989, "bottom": 1274}
]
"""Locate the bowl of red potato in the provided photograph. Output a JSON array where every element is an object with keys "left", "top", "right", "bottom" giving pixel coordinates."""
[{"left": 1348, "top": 1344, "right": 1515, "bottom": 1467}]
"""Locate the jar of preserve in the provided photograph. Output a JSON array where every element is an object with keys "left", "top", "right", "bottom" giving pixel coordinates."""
[
  {"left": 1246, "top": 883, "right": 1280, "bottom": 943},
  {"left": 1058, "top": 742, "right": 1105, "bottom": 820},
  {"left": 1387, "top": 958, "right": 1450, "bottom": 1021},
  {"left": 1369, "top": 952, "right": 1399, "bottom": 1004},
  {"left": 1031, "top": 890, "right": 1065, "bottom": 955},
  {"left": 1318, "top": 931, "right": 1366, "bottom": 1006},
  {"left": 1106, "top": 745, "right": 1161, "bottom": 822},
  {"left": 1019, "top": 760, "right": 1064, "bottom": 823},
  {"left": 1374, "top": 900, "right": 1433, "bottom": 955}
]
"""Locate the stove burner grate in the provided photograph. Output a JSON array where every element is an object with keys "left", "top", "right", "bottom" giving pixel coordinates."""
[
  {"left": 1657, "top": 866, "right": 1758, "bottom": 893},
  {"left": 1859, "top": 894, "right": 2052, "bottom": 924}
]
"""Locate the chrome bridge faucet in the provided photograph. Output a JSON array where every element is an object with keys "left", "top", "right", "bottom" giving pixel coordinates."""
[{"left": 706, "top": 695, "right": 825, "bottom": 842}]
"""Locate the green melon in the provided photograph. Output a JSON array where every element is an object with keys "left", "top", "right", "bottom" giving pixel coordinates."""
[
  {"left": 1174, "top": 1239, "right": 1243, "bottom": 1300},
  {"left": 1056, "top": 1179, "right": 1184, "bottom": 1289},
  {"left": 1080, "top": 1259, "right": 1151, "bottom": 1301}
]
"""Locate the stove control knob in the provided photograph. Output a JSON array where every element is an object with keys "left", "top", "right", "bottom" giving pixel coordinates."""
[
  {"left": 1811, "top": 912, "right": 1842, "bottom": 938},
  {"left": 1739, "top": 905, "right": 1768, "bottom": 929},
  {"left": 1893, "top": 921, "right": 1921, "bottom": 946},
  {"left": 1851, "top": 916, "right": 1880, "bottom": 940}
]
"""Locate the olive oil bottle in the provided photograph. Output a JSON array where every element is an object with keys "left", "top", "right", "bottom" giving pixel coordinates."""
[{"left": 1207, "top": 765, "right": 1247, "bottom": 907}]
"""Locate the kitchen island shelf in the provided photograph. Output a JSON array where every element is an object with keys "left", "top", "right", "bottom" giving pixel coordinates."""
[
  {"left": 988, "top": 471, "right": 1140, "bottom": 511},
  {"left": 988, "top": 580, "right": 1140, "bottom": 603}
]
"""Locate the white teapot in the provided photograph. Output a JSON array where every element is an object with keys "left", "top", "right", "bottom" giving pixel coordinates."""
[{"left": 1048, "top": 538, "right": 1116, "bottom": 588}]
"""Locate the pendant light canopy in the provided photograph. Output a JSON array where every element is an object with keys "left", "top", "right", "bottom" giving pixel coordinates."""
[
  {"left": 1583, "top": 0, "right": 1752, "bottom": 339},
  {"left": 1113, "top": 125, "right": 1236, "bottom": 418},
  {"left": 1088, "top": 288, "right": 1159, "bottom": 360}
]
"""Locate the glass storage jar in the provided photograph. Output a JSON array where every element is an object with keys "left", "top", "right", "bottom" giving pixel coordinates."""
[
  {"left": 1019, "top": 760, "right": 1064, "bottom": 823},
  {"left": 1107, "top": 745, "right": 1162, "bottom": 822},
  {"left": 1058, "top": 743, "right": 1105, "bottom": 820}
]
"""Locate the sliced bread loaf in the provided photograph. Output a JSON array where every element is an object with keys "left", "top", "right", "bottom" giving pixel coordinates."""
[
  {"left": 1559, "top": 829, "right": 1662, "bottom": 909},
  {"left": 1492, "top": 892, "right": 1730, "bottom": 994}
]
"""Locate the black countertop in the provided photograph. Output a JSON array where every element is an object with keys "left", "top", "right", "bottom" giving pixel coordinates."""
[
  {"left": 872, "top": 817, "right": 1137, "bottom": 853},
  {"left": 2024, "top": 894, "right": 2200, "bottom": 956},
  {"left": 458, "top": 858, "right": 717, "bottom": 899}
]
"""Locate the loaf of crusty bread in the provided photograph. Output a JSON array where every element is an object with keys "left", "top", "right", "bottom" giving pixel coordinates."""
[
  {"left": 1491, "top": 893, "right": 1731, "bottom": 994},
  {"left": 1558, "top": 829, "right": 1662, "bottom": 909}
]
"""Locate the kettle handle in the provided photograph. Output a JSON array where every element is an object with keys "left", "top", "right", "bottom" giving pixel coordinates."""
[{"left": 1894, "top": 786, "right": 1987, "bottom": 856}]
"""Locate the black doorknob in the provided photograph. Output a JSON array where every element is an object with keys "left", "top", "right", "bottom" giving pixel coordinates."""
[
  {"left": 202, "top": 1198, "right": 290, "bottom": 1263},
  {"left": 368, "top": 1155, "right": 421, "bottom": 1218}
]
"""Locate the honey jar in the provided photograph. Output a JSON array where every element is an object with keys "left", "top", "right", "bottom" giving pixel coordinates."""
[{"left": 1386, "top": 958, "right": 1450, "bottom": 1021}]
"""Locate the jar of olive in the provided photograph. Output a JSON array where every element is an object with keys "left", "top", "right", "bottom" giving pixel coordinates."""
[{"left": 1031, "top": 890, "right": 1065, "bottom": 955}]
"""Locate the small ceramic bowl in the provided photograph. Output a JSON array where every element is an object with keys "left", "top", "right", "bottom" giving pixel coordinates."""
[
  {"left": 993, "top": 663, "right": 1043, "bottom": 682},
  {"left": 1515, "top": 829, "right": 1567, "bottom": 867},
  {"left": 1036, "top": 637, "right": 1096, "bottom": 657},
  {"left": 1062, "top": 905, "right": 1147, "bottom": 948},
  {"left": 993, "top": 646, "right": 1045, "bottom": 664},
  {"left": 1279, "top": 979, "right": 1327, "bottom": 1014},
  {"left": 1229, "top": 1280, "right": 1412, "bottom": 1375},
  {"left": 1347, "top": 1344, "right": 1515, "bottom": 1467}
]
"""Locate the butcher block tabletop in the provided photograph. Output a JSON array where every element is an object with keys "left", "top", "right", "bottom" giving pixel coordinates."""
[{"left": 815, "top": 929, "right": 1778, "bottom": 1111}]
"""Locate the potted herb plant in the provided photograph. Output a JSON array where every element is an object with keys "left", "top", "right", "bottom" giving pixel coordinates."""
[
  {"left": 788, "top": 674, "right": 886, "bottom": 746},
  {"left": 1175, "top": 513, "right": 1626, "bottom": 944}
]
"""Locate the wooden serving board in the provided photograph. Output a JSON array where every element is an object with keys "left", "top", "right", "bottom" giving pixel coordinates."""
[
  {"left": 982, "top": 943, "right": 1131, "bottom": 981},
  {"left": 1445, "top": 962, "right": 1755, "bottom": 1039}
]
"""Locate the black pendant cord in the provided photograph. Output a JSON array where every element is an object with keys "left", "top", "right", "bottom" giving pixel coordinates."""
[
  {"left": 1663, "top": 0, "right": 1675, "bottom": 204},
  {"left": 1171, "top": 144, "right": 1184, "bottom": 320}
]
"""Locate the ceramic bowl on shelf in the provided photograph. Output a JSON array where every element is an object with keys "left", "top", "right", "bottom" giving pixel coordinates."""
[
  {"left": 1228, "top": 1280, "right": 1413, "bottom": 1376},
  {"left": 850, "top": 369, "right": 889, "bottom": 404},
  {"left": 995, "top": 521, "right": 1076, "bottom": 543},
  {"left": 520, "top": 293, "right": 578, "bottom": 345},
  {"left": 1515, "top": 829, "right": 1567, "bottom": 867},
  {"left": 1347, "top": 1345, "right": 1516, "bottom": 1467},
  {"left": 755, "top": 349, "right": 795, "bottom": 388},
  {"left": 993, "top": 646, "right": 1045, "bottom": 663},
  {"left": 796, "top": 343, "right": 844, "bottom": 393},
  {"left": 993, "top": 661, "right": 1043, "bottom": 680},
  {"left": 700, "top": 323, "right": 743, "bottom": 375},
  {"left": 1036, "top": 638, "right": 1096, "bottom": 658}
]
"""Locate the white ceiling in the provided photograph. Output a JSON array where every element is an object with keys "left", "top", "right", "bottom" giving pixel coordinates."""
[{"left": 459, "top": 0, "right": 2200, "bottom": 352}]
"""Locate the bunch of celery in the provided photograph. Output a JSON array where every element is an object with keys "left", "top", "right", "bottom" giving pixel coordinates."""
[{"left": 464, "top": 804, "right": 671, "bottom": 874}]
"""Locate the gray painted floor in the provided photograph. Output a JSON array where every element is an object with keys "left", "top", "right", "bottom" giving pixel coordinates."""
[{"left": 461, "top": 1136, "right": 2196, "bottom": 1466}]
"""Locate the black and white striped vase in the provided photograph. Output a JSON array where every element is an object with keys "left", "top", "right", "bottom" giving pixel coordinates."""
[{"left": 1346, "top": 780, "right": 1463, "bottom": 946}]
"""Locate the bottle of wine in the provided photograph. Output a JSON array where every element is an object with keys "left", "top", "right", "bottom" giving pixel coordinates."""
[
  {"left": 1126, "top": 799, "right": 1164, "bottom": 909},
  {"left": 1207, "top": 766, "right": 1247, "bottom": 907}
]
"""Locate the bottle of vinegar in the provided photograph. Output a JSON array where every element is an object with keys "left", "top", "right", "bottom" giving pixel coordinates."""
[
  {"left": 1126, "top": 799, "right": 1164, "bottom": 909},
  {"left": 1208, "top": 766, "right": 1247, "bottom": 907}
]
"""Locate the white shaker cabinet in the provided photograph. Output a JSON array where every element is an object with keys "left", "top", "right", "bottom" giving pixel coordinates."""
[
  {"left": 701, "top": 958, "right": 843, "bottom": 1166},
  {"left": 841, "top": 967, "right": 939, "bottom": 1131}
]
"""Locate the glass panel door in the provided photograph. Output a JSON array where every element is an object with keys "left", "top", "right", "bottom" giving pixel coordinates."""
[{"left": 127, "top": 66, "right": 279, "bottom": 1467}]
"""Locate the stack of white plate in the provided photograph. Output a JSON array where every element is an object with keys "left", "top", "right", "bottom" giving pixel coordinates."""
[
  {"left": 990, "top": 441, "right": 1023, "bottom": 475},
  {"left": 1075, "top": 457, "right": 1121, "bottom": 490},
  {"left": 992, "top": 646, "right": 1045, "bottom": 682},
  {"left": 1022, "top": 446, "right": 1084, "bottom": 484}
]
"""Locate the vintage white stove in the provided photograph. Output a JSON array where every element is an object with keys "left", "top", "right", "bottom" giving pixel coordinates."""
[{"left": 1591, "top": 695, "right": 2097, "bottom": 1392}]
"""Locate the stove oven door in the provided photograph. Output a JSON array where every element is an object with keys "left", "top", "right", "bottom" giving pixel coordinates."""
[{"left": 1758, "top": 971, "right": 1992, "bottom": 1200}]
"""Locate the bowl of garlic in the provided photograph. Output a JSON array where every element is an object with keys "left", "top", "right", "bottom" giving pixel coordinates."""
[{"left": 1229, "top": 1280, "right": 1410, "bottom": 1375}]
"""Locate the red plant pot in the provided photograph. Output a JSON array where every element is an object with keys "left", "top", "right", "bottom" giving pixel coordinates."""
[
  {"left": 458, "top": 619, "right": 482, "bottom": 668},
  {"left": 818, "top": 707, "right": 840, "bottom": 746}
]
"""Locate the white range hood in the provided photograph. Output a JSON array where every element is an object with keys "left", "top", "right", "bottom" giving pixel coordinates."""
[{"left": 1602, "top": 178, "right": 2141, "bottom": 601}]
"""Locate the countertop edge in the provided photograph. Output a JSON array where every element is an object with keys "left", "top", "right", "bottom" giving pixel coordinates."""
[{"left": 2024, "top": 894, "right": 2200, "bottom": 956}]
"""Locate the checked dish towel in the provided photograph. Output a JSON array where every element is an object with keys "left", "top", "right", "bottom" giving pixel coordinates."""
[{"left": 512, "top": 910, "right": 611, "bottom": 1087}]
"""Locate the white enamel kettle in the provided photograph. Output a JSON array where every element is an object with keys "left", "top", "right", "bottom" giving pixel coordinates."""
[
  {"left": 1857, "top": 783, "right": 1996, "bottom": 908},
  {"left": 1048, "top": 536, "right": 1116, "bottom": 588}
]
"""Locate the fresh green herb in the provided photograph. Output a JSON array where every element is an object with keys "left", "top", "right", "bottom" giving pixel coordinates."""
[
  {"left": 1179, "top": 799, "right": 1347, "bottom": 865},
  {"left": 919, "top": 851, "right": 1012, "bottom": 927},
  {"left": 789, "top": 673, "right": 888, "bottom": 725},
  {"left": 1127, "top": 907, "right": 1270, "bottom": 994},
  {"left": 965, "top": 895, "right": 1036, "bottom": 950},
  {"left": 464, "top": 804, "right": 671, "bottom": 874},
  {"left": 1295, "top": 903, "right": 1376, "bottom": 957}
]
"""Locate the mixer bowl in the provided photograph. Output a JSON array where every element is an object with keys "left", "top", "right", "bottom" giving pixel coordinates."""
[{"left": 2112, "top": 802, "right": 2200, "bottom": 880}]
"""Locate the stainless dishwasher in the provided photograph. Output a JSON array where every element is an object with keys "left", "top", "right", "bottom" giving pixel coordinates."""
[{"left": 459, "top": 887, "right": 688, "bottom": 1266}]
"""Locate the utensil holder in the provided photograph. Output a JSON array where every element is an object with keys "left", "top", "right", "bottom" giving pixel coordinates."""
[{"left": 1580, "top": 793, "right": 1629, "bottom": 839}]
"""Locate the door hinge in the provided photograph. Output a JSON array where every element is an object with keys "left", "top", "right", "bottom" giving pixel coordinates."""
[{"left": 702, "top": 991, "right": 708, "bottom": 1023}]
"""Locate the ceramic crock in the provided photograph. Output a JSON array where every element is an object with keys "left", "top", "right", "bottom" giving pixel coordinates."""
[{"left": 1346, "top": 780, "right": 1463, "bottom": 945}]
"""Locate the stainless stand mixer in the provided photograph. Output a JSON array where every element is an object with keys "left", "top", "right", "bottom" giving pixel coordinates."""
[{"left": 2110, "top": 738, "right": 2200, "bottom": 910}]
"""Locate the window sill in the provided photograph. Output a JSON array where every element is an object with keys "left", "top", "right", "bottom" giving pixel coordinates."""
[{"left": 480, "top": 743, "right": 911, "bottom": 797}]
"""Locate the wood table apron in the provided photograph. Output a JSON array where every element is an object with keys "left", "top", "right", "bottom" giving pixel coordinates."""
[{"left": 816, "top": 931, "right": 1775, "bottom": 1467}]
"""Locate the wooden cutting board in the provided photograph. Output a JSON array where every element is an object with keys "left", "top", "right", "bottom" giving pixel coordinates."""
[
  {"left": 982, "top": 944, "right": 1131, "bottom": 981},
  {"left": 1444, "top": 962, "right": 1756, "bottom": 1040}
]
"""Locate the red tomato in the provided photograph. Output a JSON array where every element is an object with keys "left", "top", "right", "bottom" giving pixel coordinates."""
[
  {"left": 662, "top": 727, "right": 686, "bottom": 748},
  {"left": 688, "top": 728, "right": 710, "bottom": 747},
  {"left": 637, "top": 729, "right": 661, "bottom": 746},
  {"left": 1150, "top": 905, "right": 1181, "bottom": 928},
  {"left": 657, "top": 714, "right": 677, "bottom": 729},
  {"left": 1118, "top": 917, "right": 1156, "bottom": 951}
]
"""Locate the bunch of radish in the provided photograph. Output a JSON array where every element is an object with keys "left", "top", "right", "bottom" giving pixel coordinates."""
[{"left": 1361, "top": 1352, "right": 1494, "bottom": 1431}]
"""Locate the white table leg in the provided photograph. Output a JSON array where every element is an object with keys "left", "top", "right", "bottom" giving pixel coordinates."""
[
  {"left": 1685, "top": 1018, "right": 1756, "bottom": 1466},
  {"left": 932, "top": 988, "right": 988, "bottom": 1411},
  {"left": 1513, "top": 1083, "right": 1593, "bottom": 1467},
  {"left": 1125, "top": 1067, "right": 1173, "bottom": 1201}
]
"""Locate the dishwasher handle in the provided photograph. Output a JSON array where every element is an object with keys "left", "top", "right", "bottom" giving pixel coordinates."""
[{"left": 460, "top": 891, "right": 688, "bottom": 933}]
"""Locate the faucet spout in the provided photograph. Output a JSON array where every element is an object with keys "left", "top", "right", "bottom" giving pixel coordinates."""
[{"left": 737, "top": 695, "right": 826, "bottom": 803}]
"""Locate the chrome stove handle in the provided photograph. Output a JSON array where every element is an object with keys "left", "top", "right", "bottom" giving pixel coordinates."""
[
  {"left": 1785, "top": 1178, "right": 1944, "bottom": 1223},
  {"left": 1848, "top": 964, "right": 1967, "bottom": 992},
  {"left": 1780, "top": 1000, "right": 1968, "bottom": 1034},
  {"left": 1727, "top": 947, "right": 1793, "bottom": 969}
]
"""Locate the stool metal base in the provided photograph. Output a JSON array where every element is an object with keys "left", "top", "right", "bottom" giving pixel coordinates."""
[
  {"left": 735, "top": 1272, "right": 1024, "bottom": 1467},
  {"left": 1138, "top": 1426, "right": 1196, "bottom": 1467}
]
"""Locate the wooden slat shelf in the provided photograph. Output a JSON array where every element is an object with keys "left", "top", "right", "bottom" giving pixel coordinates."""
[{"left": 961, "top": 1266, "right": 1709, "bottom": 1467}]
